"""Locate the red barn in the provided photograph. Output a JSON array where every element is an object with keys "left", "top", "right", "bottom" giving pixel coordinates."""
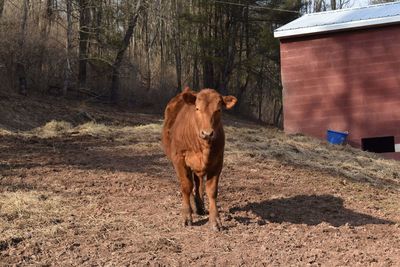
[{"left": 274, "top": 2, "right": 400, "bottom": 159}]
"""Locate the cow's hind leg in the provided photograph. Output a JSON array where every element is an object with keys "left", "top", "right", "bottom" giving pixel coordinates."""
[
  {"left": 193, "top": 174, "right": 205, "bottom": 215},
  {"left": 206, "top": 174, "right": 222, "bottom": 231},
  {"left": 174, "top": 162, "right": 194, "bottom": 226}
]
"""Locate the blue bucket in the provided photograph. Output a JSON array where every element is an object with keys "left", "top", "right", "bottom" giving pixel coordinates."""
[{"left": 327, "top": 130, "right": 348, "bottom": 145}]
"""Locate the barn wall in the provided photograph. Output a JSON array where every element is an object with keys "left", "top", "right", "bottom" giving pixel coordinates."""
[{"left": 280, "top": 24, "right": 400, "bottom": 149}]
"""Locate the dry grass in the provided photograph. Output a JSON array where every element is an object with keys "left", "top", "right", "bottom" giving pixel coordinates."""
[
  {"left": 0, "top": 128, "right": 12, "bottom": 135},
  {"left": 2, "top": 116, "right": 400, "bottom": 191},
  {"left": 21, "top": 121, "right": 163, "bottom": 154},
  {"left": 224, "top": 124, "right": 400, "bottom": 189},
  {"left": 30, "top": 120, "right": 73, "bottom": 138},
  {"left": 24, "top": 120, "right": 162, "bottom": 142},
  {"left": 0, "top": 191, "right": 67, "bottom": 249},
  {"left": 73, "top": 121, "right": 113, "bottom": 137}
]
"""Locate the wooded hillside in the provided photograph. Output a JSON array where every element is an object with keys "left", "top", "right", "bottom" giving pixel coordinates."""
[{"left": 0, "top": 0, "right": 359, "bottom": 126}]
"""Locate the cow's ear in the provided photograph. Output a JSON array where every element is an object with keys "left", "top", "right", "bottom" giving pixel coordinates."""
[
  {"left": 223, "top": 95, "right": 237, "bottom": 110},
  {"left": 182, "top": 91, "right": 196, "bottom": 105}
]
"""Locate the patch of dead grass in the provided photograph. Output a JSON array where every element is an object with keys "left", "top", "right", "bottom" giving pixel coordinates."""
[
  {"left": 30, "top": 120, "right": 73, "bottom": 138},
  {"left": 0, "top": 191, "right": 68, "bottom": 248},
  {"left": 1, "top": 119, "right": 162, "bottom": 146},
  {"left": 0, "top": 128, "right": 12, "bottom": 135},
  {"left": 22, "top": 120, "right": 162, "bottom": 143},
  {"left": 225, "top": 125, "right": 400, "bottom": 189},
  {"left": 73, "top": 121, "right": 113, "bottom": 137}
]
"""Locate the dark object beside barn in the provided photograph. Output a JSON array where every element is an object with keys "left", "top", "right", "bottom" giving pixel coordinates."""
[{"left": 362, "top": 136, "right": 395, "bottom": 153}]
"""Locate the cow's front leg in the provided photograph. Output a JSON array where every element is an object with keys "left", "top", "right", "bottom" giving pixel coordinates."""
[
  {"left": 174, "top": 162, "right": 194, "bottom": 226},
  {"left": 193, "top": 173, "right": 205, "bottom": 215},
  {"left": 181, "top": 177, "right": 194, "bottom": 226},
  {"left": 206, "top": 173, "right": 222, "bottom": 231}
]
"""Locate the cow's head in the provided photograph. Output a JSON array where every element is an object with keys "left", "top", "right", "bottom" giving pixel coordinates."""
[{"left": 182, "top": 88, "right": 237, "bottom": 141}]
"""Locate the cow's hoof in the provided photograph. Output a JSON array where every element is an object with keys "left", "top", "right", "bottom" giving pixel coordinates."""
[
  {"left": 210, "top": 221, "right": 222, "bottom": 231},
  {"left": 195, "top": 207, "right": 206, "bottom": 216},
  {"left": 183, "top": 218, "right": 193, "bottom": 227},
  {"left": 211, "top": 225, "right": 220, "bottom": 231},
  {"left": 193, "top": 197, "right": 206, "bottom": 216}
]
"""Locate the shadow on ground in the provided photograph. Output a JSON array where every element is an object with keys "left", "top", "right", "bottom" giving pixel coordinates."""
[
  {"left": 230, "top": 194, "right": 393, "bottom": 227},
  {"left": 0, "top": 134, "right": 170, "bottom": 176}
]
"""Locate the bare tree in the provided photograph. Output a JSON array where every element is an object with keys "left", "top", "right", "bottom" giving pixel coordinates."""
[
  {"left": 110, "top": 0, "right": 145, "bottom": 103},
  {"left": 16, "top": 0, "right": 30, "bottom": 95},
  {"left": 63, "top": 0, "right": 73, "bottom": 96},
  {"left": 0, "top": 0, "right": 4, "bottom": 18},
  {"left": 331, "top": 0, "right": 336, "bottom": 9},
  {"left": 78, "top": 0, "right": 90, "bottom": 90},
  {"left": 172, "top": 0, "right": 182, "bottom": 94}
]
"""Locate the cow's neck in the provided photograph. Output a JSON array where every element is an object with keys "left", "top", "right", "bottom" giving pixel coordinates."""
[
  {"left": 200, "top": 141, "right": 212, "bottom": 162},
  {"left": 184, "top": 136, "right": 217, "bottom": 175},
  {"left": 193, "top": 141, "right": 213, "bottom": 175}
]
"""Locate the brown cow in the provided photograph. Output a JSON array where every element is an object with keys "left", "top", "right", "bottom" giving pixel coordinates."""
[{"left": 162, "top": 87, "right": 237, "bottom": 231}]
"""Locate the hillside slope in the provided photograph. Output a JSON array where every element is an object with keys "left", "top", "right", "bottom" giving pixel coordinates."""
[{"left": 1, "top": 93, "right": 399, "bottom": 265}]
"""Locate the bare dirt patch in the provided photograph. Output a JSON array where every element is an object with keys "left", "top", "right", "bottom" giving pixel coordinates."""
[{"left": 1, "top": 95, "right": 399, "bottom": 266}]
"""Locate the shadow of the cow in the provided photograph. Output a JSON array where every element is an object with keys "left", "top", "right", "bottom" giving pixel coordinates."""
[{"left": 229, "top": 194, "right": 393, "bottom": 227}]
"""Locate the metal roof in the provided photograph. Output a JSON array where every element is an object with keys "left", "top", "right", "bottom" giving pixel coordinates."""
[{"left": 274, "top": 1, "right": 400, "bottom": 38}]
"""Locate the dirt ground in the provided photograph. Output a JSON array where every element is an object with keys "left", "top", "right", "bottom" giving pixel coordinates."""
[{"left": 1, "top": 93, "right": 400, "bottom": 266}]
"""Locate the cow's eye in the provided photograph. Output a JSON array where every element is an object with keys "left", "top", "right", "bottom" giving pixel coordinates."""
[{"left": 196, "top": 107, "right": 199, "bottom": 111}]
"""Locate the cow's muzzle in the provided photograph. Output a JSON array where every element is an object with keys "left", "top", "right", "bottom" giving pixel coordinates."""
[{"left": 200, "top": 130, "right": 214, "bottom": 140}]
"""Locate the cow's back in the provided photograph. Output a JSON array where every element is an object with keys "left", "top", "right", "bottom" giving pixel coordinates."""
[{"left": 162, "top": 91, "right": 188, "bottom": 159}]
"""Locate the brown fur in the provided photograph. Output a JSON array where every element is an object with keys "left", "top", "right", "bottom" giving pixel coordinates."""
[{"left": 162, "top": 87, "right": 237, "bottom": 230}]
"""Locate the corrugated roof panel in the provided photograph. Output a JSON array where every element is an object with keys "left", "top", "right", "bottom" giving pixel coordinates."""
[{"left": 274, "top": 1, "right": 400, "bottom": 38}]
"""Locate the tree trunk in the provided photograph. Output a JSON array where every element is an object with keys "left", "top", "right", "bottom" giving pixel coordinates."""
[
  {"left": 63, "top": 0, "right": 73, "bottom": 96},
  {"left": 193, "top": 53, "right": 199, "bottom": 90},
  {"left": 0, "top": 0, "right": 4, "bottom": 18},
  {"left": 213, "top": 2, "right": 220, "bottom": 89},
  {"left": 314, "top": 0, "right": 325, "bottom": 12},
  {"left": 144, "top": 12, "right": 151, "bottom": 91},
  {"left": 257, "top": 83, "right": 263, "bottom": 122},
  {"left": 96, "top": 0, "right": 103, "bottom": 55},
  {"left": 45, "top": 0, "right": 53, "bottom": 34},
  {"left": 331, "top": 0, "right": 336, "bottom": 10},
  {"left": 274, "top": 99, "right": 283, "bottom": 128},
  {"left": 78, "top": 0, "right": 90, "bottom": 89},
  {"left": 235, "top": 11, "right": 244, "bottom": 97},
  {"left": 17, "top": 0, "right": 29, "bottom": 95},
  {"left": 173, "top": 0, "right": 182, "bottom": 94},
  {"left": 234, "top": 5, "right": 250, "bottom": 113},
  {"left": 202, "top": 7, "right": 214, "bottom": 88},
  {"left": 159, "top": 0, "right": 165, "bottom": 91},
  {"left": 235, "top": 74, "right": 249, "bottom": 114},
  {"left": 110, "top": 0, "right": 143, "bottom": 103},
  {"left": 220, "top": 19, "right": 238, "bottom": 96}
]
